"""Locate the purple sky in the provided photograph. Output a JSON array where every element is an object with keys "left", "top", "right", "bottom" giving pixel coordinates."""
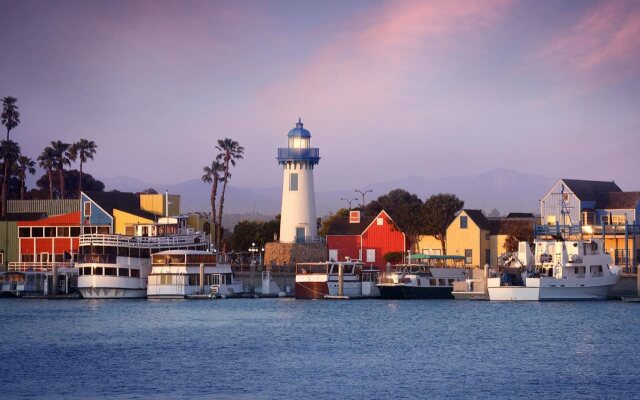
[{"left": 1, "top": 0, "right": 639, "bottom": 191}]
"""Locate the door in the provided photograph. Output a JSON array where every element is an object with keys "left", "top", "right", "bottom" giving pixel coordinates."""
[
  {"left": 329, "top": 249, "right": 338, "bottom": 261},
  {"left": 296, "top": 227, "right": 305, "bottom": 243},
  {"left": 40, "top": 252, "right": 50, "bottom": 263}
]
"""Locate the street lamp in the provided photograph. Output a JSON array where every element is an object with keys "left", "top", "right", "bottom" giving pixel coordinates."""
[
  {"left": 249, "top": 242, "right": 259, "bottom": 264},
  {"left": 260, "top": 246, "right": 265, "bottom": 265},
  {"left": 355, "top": 189, "right": 373, "bottom": 209},
  {"left": 340, "top": 197, "right": 358, "bottom": 210}
]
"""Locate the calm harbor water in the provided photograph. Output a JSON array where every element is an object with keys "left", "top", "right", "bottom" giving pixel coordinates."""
[{"left": 1, "top": 298, "right": 639, "bottom": 399}]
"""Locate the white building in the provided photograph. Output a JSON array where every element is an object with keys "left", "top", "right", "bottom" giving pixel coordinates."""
[{"left": 277, "top": 119, "right": 320, "bottom": 243}]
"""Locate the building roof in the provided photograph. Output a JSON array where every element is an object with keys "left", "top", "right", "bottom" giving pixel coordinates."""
[
  {"left": 561, "top": 179, "right": 622, "bottom": 201},
  {"left": 462, "top": 209, "right": 491, "bottom": 230},
  {"left": 506, "top": 212, "right": 535, "bottom": 219},
  {"left": 17, "top": 212, "right": 81, "bottom": 227},
  {"left": 325, "top": 212, "right": 377, "bottom": 236},
  {"left": 6, "top": 212, "right": 46, "bottom": 222},
  {"left": 594, "top": 191, "right": 640, "bottom": 210},
  {"left": 84, "top": 191, "right": 159, "bottom": 221},
  {"left": 488, "top": 218, "right": 535, "bottom": 235},
  {"left": 287, "top": 118, "right": 311, "bottom": 138}
]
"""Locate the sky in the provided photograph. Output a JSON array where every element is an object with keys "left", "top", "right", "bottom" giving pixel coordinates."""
[{"left": 1, "top": 0, "right": 639, "bottom": 192}]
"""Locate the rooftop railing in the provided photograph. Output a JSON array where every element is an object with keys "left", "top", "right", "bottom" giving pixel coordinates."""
[
  {"left": 8, "top": 262, "right": 74, "bottom": 272},
  {"left": 294, "top": 235, "right": 326, "bottom": 244},
  {"left": 277, "top": 148, "right": 320, "bottom": 164},
  {"left": 79, "top": 232, "right": 209, "bottom": 248}
]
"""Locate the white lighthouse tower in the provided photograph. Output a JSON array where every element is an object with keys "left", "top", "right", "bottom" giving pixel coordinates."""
[{"left": 277, "top": 118, "right": 320, "bottom": 243}]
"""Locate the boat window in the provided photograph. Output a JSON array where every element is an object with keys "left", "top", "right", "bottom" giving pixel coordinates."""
[
  {"left": 105, "top": 267, "right": 117, "bottom": 276},
  {"left": 160, "top": 275, "right": 172, "bottom": 285},
  {"left": 211, "top": 274, "right": 220, "bottom": 285},
  {"left": 343, "top": 265, "right": 353, "bottom": 274},
  {"left": 438, "top": 279, "right": 446, "bottom": 286},
  {"left": 140, "top": 249, "right": 150, "bottom": 258},
  {"left": 130, "top": 248, "right": 140, "bottom": 258},
  {"left": 188, "top": 275, "right": 198, "bottom": 285},
  {"left": 429, "top": 279, "right": 436, "bottom": 286},
  {"left": 92, "top": 246, "right": 103, "bottom": 255},
  {"left": 118, "top": 268, "right": 129, "bottom": 277},
  {"left": 78, "top": 268, "right": 83, "bottom": 276},
  {"left": 104, "top": 246, "right": 117, "bottom": 255},
  {"left": 131, "top": 269, "right": 140, "bottom": 278},
  {"left": 32, "top": 227, "right": 43, "bottom": 237},
  {"left": 118, "top": 247, "right": 129, "bottom": 257},
  {"left": 83, "top": 267, "right": 91, "bottom": 275},
  {"left": 170, "top": 254, "right": 186, "bottom": 264},
  {"left": 95, "top": 267, "right": 103, "bottom": 275},
  {"left": 448, "top": 279, "right": 455, "bottom": 286}
]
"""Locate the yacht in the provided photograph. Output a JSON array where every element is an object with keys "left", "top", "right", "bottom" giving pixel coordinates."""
[
  {"left": 77, "top": 217, "right": 209, "bottom": 298},
  {"left": 295, "top": 261, "right": 379, "bottom": 299},
  {"left": 1, "top": 262, "right": 78, "bottom": 298},
  {"left": 376, "top": 255, "right": 468, "bottom": 299},
  {"left": 147, "top": 250, "right": 243, "bottom": 298},
  {"left": 488, "top": 239, "right": 622, "bottom": 301}
]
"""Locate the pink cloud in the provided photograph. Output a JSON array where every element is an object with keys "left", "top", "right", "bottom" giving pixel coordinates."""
[{"left": 539, "top": 0, "right": 640, "bottom": 73}]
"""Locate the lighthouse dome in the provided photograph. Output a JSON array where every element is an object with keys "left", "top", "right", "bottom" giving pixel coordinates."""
[{"left": 287, "top": 118, "right": 311, "bottom": 138}]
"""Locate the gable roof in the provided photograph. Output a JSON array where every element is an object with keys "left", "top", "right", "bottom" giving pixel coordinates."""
[
  {"left": 325, "top": 210, "right": 400, "bottom": 236},
  {"left": 506, "top": 212, "right": 535, "bottom": 219},
  {"left": 595, "top": 191, "right": 640, "bottom": 210},
  {"left": 84, "top": 191, "right": 159, "bottom": 221},
  {"left": 462, "top": 209, "right": 491, "bottom": 230},
  {"left": 561, "top": 179, "right": 622, "bottom": 201},
  {"left": 17, "top": 212, "right": 81, "bottom": 227}
]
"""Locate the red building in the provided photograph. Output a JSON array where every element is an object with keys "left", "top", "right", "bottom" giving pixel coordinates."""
[
  {"left": 17, "top": 212, "right": 81, "bottom": 264},
  {"left": 326, "top": 210, "right": 408, "bottom": 268}
]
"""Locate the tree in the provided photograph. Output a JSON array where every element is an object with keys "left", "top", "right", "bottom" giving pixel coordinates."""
[
  {"left": 0, "top": 140, "right": 21, "bottom": 217},
  {"left": 16, "top": 156, "right": 36, "bottom": 200},
  {"left": 1, "top": 97, "right": 20, "bottom": 141},
  {"left": 366, "top": 189, "right": 424, "bottom": 250},
  {"left": 38, "top": 147, "right": 56, "bottom": 199},
  {"left": 215, "top": 138, "right": 244, "bottom": 249},
  {"left": 68, "top": 139, "right": 97, "bottom": 196},
  {"left": 487, "top": 208, "right": 501, "bottom": 218},
  {"left": 201, "top": 160, "right": 223, "bottom": 247},
  {"left": 502, "top": 220, "right": 535, "bottom": 253},
  {"left": 36, "top": 170, "right": 105, "bottom": 199},
  {"left": 422, "top": 193, "right": 464, "bottom": 255},
  {"left": 48, "top": 141, "right": 72, "bottom": 199},
  {"left": 225, "top": 215, "right": 280, "bottom": 252},
  {"left": 318, "top": 208, "right": 350, "bottom": 237}
]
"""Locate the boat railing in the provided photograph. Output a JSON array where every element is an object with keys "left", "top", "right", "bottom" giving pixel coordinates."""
[
  {"left": 79, "top": 232, "right": 209, "bottom": 248},
  {"left": 8, "top": 262, "right": 74, "bottom": 272}
]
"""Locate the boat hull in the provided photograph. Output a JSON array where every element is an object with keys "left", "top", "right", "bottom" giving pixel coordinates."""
[
  {"left": 79, "top": 287, "right": 147, "bottom": 299},
  {"left": 539, "top": 284, "right": 611, "bottom": 301},
  {"left": 378, "top": 284, "right": 454, "bottom": 299},
  {"left": 488, "top": 286, "right": 540, "bottom": 301},
  {"left": 452, "top": 292, "right": 489, "bottom": 300},
  {"left": 295, "top": 281, "right": 329, "bottom": 299}
]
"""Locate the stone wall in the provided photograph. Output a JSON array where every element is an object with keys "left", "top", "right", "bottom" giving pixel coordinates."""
[{"left": 264, "top": 242, "right": 328, "bottom": 266}]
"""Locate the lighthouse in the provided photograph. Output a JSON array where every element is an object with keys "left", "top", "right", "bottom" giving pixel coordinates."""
[{"left": 277, "top": 118, "right": 320, "bottom": 243}]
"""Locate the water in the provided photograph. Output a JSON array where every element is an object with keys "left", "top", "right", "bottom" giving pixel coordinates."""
[{"left": 1, "top": 299, "right": 639, "bottom": 399}]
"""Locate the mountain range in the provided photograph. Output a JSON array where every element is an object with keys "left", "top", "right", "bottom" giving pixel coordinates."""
[{"left": 100, "top": 168, "right": 556, "bottom": 217}]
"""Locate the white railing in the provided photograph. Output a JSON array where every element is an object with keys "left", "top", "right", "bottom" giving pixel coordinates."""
[
  {"left": 8, "top": 262, "right": 74, "bottom": 272},
  {"left": 79, "top": 232, "right": 209, "bottom": 248}
]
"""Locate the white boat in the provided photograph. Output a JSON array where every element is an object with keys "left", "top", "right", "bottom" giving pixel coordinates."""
[
  {"left": 147, "top": 250, "right": 243, "bottom": 299},
  {"left": 488, "top": 239, "right": 622, "bottom": 301},
  {"left": 452, "top": 265, "right": 490, "bottom": 300},
  {"left": 77, "top": 217, "right": 209, "bottom": 299},
  {"left": 294, "top": 261, "right": 379, "bottom": 299},
  {"left": 377, "top": 255, "right": 468, "bottom": 299}
]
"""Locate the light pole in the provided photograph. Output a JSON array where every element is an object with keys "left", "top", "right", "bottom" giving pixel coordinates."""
[
  {"left": 249, "top": 242, "right": 259, "bottom": 264},
  {"left": 355, "top": 189, "right": 373, "bottom": 209},
  {"left": 340, "top": 197, "right": 358, "bottom": 210},
  {"left": 260, "top": 246, "right": 265, "bottom": 265}
]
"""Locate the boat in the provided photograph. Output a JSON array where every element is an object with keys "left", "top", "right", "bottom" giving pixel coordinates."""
[
  {"left": 294, "top": 260, "right": 380, "bottom": 299},
  {"left": 452, "top": 265, "right": 490, "bottom": 300},
  {"left": 488, "top": 239, "right": 622, "bottom": 301},
  {"left": 376, "top": 255, "right": 468, "bottom": 299},
  {"left": 147, "top": 250, "right": 243, "bottom": 299},
  {"left": 77, "top": 217, "right": 209, "bottom": 299},
  {"left": 1, "top": 262, "right": 78, "bottom": 298}
]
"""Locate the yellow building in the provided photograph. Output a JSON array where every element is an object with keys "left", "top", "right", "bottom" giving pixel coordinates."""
[{"left": 140, "top": 193, "right": 180, "bottom": 217}]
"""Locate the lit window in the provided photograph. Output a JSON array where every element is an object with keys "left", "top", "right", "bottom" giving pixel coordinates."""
[
  {"left": 464, "top": 249, "right": 472, "bottom": 264},
  {"left": 366, "top": 249, "right": 376, "bottom": 263},
  {"left": 460, "top": 216, "right": 468, "bottom": 229},
  {"left": 377, "top": 218, "right": 383, "bottom": 226},
  {"left": 289, "top": 173, "right": 298, "bottom": 191}
]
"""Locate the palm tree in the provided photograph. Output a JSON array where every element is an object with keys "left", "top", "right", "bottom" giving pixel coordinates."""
[
  {"left": 68, "top": 139, "right": 97, "bottom": 197},
  {"left": 0, "top": 140, "right": 21, "bottom": 217},
  {"left": 38, "top": 147, "right": 55, "bottom": 200},
  {"left": 202, "top": 160, "right": 224, "bottom": 247},
  {"left": 16, "top": 156, "right": 36, "bottom": 200},
  {"left": 51, "top": 141, "right": 71, "bottom": 199},
  {"left": 215, "top": 138, "right": 244, "bottom": 248},
  {"left": 1, "top": 97, "right": 20, "bottom": 141}
]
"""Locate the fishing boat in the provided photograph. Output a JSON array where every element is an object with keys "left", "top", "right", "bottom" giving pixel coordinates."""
[
  {"left": 376, "top": 255, "right": 468, "bottom": 299},
  {"left": 147, "top": 250, "right": 243, "bottom": 299},
  {"left": 452, "top": 265, "right": 490, "bottom": 300},
  {"left": 294, "top": 260, "right": 380, "bottom": 299},
  {"left": 1, "top": 262, "right": 78, "bottom": 298},
  {"left": 487, "top": 239, "right": 622, "bottom": 301},
  {"left": 77, "top": 217, "right": 209, "bottom": 299}
]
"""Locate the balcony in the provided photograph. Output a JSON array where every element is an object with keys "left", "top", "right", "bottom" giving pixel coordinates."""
[
  {"left": 294, "top": 236, "right": 326, "bottom": 244},
  {"left": 535, "top": 224, "right": 640, "bottom": 237},
  {"left": 277, "top": 148, "right": 320, "bottom": 165}
]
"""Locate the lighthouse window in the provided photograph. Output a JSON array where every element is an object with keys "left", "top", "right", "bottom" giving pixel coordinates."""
[{"left": 289, "top": 173, "right": 298, "bottom": 191}]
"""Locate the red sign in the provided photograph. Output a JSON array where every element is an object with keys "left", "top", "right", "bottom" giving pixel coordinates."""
[{"left": 349, "top": 210, "right": 361, "bottom": 224}]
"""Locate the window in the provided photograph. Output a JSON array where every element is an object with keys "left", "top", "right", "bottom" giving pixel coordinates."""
[
  {"left": 289, "top": 173, "right": 298, "bottom": 191},
  {"left": 485, "top": 249, "right": 491, "bottom": 266},
  {"left": 601, "top": 215, "right": 610, "bottom": 225},
  {"left": 582, "top": 212, "right": 595, "bottom": 225},
  {"left": 547, "top": 215, "right": 556, "bottom": 226},
  {"left": 328, "top": 249, "right": 338, "bottom": 261},
  {"left": 57, "top": 227, "right": 70, "bottom": 237},
  {"left": 105, "top": 267, "right": 117, "bottom": 276},
  {"left": 18, "top": 227, "right": 30, "bottom": 237},
  {"left": 118, "top": 268, "right": 129, "bottom": 277},
  {"left": 429, "top": 278, "right": 436, "bottom": 286},
  {"left": 464, "top": 249, "right": 473, "bottom": 264},
  {"left": 21, "top": 254, "right": 34, "bottom": 262},
  {"left": 438, "top": 279, "right": 446, "bottom": 286},
  {"left": 83, "top": 267, "right": 92, "bottom": 275},
  {"left": 376, "top": 218, "right": 384, "bottom": 226},
  {"left": 612, "top": 215, "right": 626, "bottom": 225},
  {"left": 45, "top": 227, "right": 56, "bottom": 237},
  {"left": 460, "top": 216, "right": 468, "bottom": 229},
  {"left": 366, "top": 249, "right": 376, "bottom": 263},
  {"left": 94, "top": 267, "right": 103, "bottom": 275},
  {"left": 84, "top": 201, "right": 91, "bottom": 217},
  {"left": 131, "top": 269, "right": 140, "bottom": 278},
  {"left": 31, "top": 227, "right": 43, "bottom": 237},
  {"left": 70, "top": 227, "right": 80, "bottom": 237},
  {"left": 188, "top": 275, "right": 198, "bottom": 286}
]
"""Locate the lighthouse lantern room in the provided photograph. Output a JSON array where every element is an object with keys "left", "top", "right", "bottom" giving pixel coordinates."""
[{"left": 277, "top": 119, "right": 320, "bottom": 243}]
